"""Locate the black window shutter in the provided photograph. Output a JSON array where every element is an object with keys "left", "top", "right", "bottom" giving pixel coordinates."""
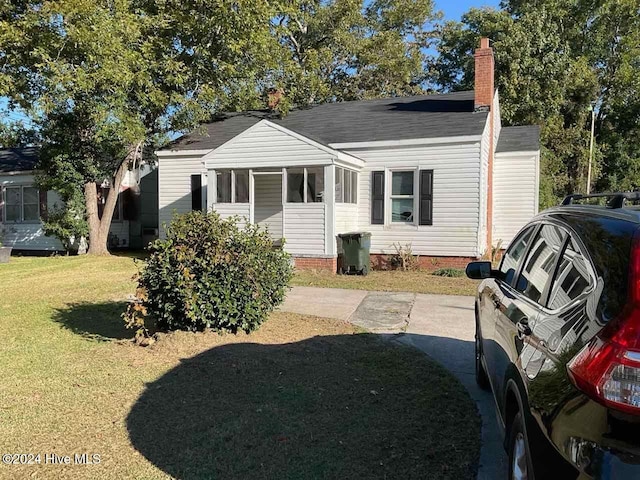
[
  {"left": 191, "top": 174, "right": 202, "bottom": 211},
  {"left": 371, "top": 171, "right": 385, "bottom": 225},
  {"left": 419, "top": 170, "right": 433, "bottom": 226}
]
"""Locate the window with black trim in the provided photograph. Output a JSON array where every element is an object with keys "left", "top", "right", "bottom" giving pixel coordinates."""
[{"left": 516, "top": 224, "right": 566, "bottom": 304}]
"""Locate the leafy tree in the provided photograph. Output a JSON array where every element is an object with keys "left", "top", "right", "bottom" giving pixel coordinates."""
[
  {"left": 0, "top": 0, "right": 281, "bottom": 254},
  {"left": 1, "top": 0, "right": 439, "bottom": 254},
  {"left": 432, "top": 0, "right": 639, "bottom": 206},
  {"left": 270, "top": 0, "right": 439, "bottom": 110}
]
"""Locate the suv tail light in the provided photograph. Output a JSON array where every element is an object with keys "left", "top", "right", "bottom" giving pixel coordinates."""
[{"left": 567, "top": 228, "right": 640, "bottom": 415}]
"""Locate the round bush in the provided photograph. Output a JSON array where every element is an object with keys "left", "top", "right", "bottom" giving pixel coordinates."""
[{"left": 125, "top": 211, "right": 293, "bottom": 335}]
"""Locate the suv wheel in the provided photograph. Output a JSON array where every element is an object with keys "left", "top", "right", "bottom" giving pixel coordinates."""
[
  {"left": 508, "top": 412, "right": 533, "bottom": 480},
  {"left": 475, "top": 326, "right": 490, "bottom": 389}
]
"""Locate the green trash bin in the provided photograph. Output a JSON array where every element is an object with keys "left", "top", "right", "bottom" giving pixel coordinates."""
[{"left": 338, "top": 232, "right": 371, "bottom": 275}]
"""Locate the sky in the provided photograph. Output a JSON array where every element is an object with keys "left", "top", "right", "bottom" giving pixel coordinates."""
[
  {"left": 1, "top": 0, "right": 502, "bottom": 127},
  {"left": 436, "top": 0, "right": 501, "bottom": 21}
]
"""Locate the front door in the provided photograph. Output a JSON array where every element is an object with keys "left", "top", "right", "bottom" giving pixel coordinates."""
[{"left": 253, "top": 174, "right": 283, "bottom": 242}]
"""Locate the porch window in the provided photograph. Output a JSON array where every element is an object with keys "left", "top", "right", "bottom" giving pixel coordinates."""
[
  {"left": 216, "top": 170, "right": 249, "bottom": 203},
  {"left": 391, "top": 171, "right": 414, "bottom": 223},
  {"left": 306, "top": 167, "right": 324, "bottom": 203},
  {"left": 216, "top": 171, "right": 232, "bottom": 203},
  {"left": 287, "top": 167, "right": 324, "bottom": 203},
  {"left": 335, "top": 167, "right": 357, "bottom": 204},
  {"left": 4, "top": 186, "right": 39, "bottom": 223},
  {"left": 235, "top": 170, "right": 249, "bottom": 203}
]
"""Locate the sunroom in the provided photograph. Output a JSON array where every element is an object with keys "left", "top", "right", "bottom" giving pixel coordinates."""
[{"left": 201, "top": 120, "right": 364, "bottom": 259}]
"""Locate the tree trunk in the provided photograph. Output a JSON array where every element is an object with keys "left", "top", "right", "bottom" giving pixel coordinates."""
[
  {"left": 86, "top": 146, "right": 137, "bottom": 255},
  {"left": 85, "top": 181, "right": 108, "bottom": 255}
]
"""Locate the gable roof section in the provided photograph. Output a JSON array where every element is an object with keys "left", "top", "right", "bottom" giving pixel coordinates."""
[
  {"left": 0, "top": 147, "right": 39, "bottom": 173},
  {"left": 203, "top": 120, "right": 364, "bottom": 169},
  {"left": 496, "top": 125, "right": 541, "bottom": 153},
  {"left": 163, "top": 91, "right": 489, "bottom": 152}
]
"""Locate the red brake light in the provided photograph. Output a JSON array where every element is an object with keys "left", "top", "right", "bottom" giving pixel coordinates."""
[{"left": 567, "top": 227, "right": 640, "bottom": 415}]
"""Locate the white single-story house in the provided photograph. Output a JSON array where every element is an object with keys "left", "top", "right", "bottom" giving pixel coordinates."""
[
  {"left": 156, "top": 38, "right": 540, "bottom": 271},
  {"left": 0, "top": 147, "right": 159, "bottom": 251}
]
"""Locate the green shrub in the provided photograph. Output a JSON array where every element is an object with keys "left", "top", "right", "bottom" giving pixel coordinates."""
[
  {"left": 431, "top": 267, "right": 465, "bottom": 278},
  {"left": 124, "top": 211, "right": 293, "bottom": 337}
]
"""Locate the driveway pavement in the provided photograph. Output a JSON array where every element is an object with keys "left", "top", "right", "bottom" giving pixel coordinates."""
[{"left": 281, "top": 286, "right": 507, "bottom": 480}]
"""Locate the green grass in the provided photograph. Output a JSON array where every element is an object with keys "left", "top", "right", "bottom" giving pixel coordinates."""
[
  {"left": 0, "top": 256, "right": 480, "bottom": 479},
  {"left": 293, "top": 269, "right": 479, "bottom": 296}
]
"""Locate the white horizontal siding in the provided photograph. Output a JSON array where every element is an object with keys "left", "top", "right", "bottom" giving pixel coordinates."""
[
  {"left": 335, "top": 203, "right": 358, "bottom": 234},
  {"left": 158, "top": 154, "right": 204, "bottom": 237},
  {"left": 345, "top": 141, "right": 482, "bottom": 257},
  {"left": 108, "top": 221, "right": 130, "bottom": 248},
  {"left": 493, "top": 152, "right": 539, "bottom": 248},
  {"left": 284, "top": 203, "right": 325, "bottom": 255},
  {"left": 213, "top": 203, "right": 250, "bottom": 229},
  {"left": 1, "top": 174, "right": 127, "bottom": 250},
  {"left": 0, "top": 173, "right": 62, "bottom": 251},
  {"left": 205, "top": 122, "right": 334, "bottom": 169}
]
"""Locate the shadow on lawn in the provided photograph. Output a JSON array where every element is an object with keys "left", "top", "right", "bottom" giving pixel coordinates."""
[
  {"left": 126, "top": 334, "right": 480, "bottom": 480},
  {"left": 52, "top": 301, "right": 133, "bottom": 341}
]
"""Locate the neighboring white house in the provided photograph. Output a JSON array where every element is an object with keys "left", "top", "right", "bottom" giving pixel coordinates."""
[
  {"left": 156, "top": 38, "right": 540, "bottom": 271},
  {"left": 0, "top": 147, "right": 159, "bottom": 251}
]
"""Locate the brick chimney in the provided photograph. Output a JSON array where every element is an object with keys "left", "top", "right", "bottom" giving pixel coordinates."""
[
  {"left": 474, "top": 37, "right": 494, "bottom": 111},
  {"left": 267, "top": 88, "right": 284, "bottom": 111},
  {"left": 475, "top": 37, "right": 495, "bottom": 251}
]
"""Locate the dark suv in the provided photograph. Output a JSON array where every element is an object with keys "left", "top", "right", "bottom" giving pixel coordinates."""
[{"left": 466, "top": 193, "right": 640, "bottom": 480}]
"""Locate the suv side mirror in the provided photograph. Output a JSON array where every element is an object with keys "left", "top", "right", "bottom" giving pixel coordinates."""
[{"left": 465, "top": 261, "right": 495, "bottom": 280}]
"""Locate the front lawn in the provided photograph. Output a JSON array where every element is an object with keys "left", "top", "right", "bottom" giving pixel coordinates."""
[
  {"left": 0, "top": 256, "right": 480, "bottom": 479},
  {"left": 293, "top": 269, "right": 478, "bottom": 296}
]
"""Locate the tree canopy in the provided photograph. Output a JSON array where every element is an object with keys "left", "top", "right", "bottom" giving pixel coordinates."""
[
  {"left": 0, "top": 0, "right": 437, "bottom": 252},
  {"left": 433, "top": 0, "right": 640, "bottom": 206}
]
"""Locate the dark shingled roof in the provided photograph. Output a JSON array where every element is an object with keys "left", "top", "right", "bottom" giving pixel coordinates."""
[
  {"left": 164, "top": 91, "right": 490, "bottom": 151},
  {"left": 0, "top": 147, "right": 39, "bottom": 173},
  {"left": 496, "top": 125, "right": 541, "bottom": 153}
]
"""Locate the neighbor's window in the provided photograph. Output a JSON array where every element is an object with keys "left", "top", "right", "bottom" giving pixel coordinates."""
[
  {"left": 287, "top": 167, "right": 324, "bottom": 203},
  {"left": 215, "top": 169, "right": 249, "bottom": 204},
  {"left": 97, "top": 187, "right": 122, "bottom": 221},
  {"left": 335, "top": 167, "right": 357, "bottom": 204},
  {"left": 4, "top": 186, "right": 39, "bottom": 223},
  {"left": 391, "top": 171, "right": 414, "bottom": 223}
]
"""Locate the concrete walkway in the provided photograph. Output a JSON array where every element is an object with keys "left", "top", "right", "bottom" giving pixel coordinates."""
[{"left": 280, "top": 286, "right": 507, "bottom": 480}]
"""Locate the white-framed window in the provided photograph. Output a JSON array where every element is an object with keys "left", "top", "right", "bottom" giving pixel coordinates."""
[
  {"left": 390, "top": 170, "right": 415, "bottom": 223},
  {"left": 370, "top": 169, "right": 433, "bottom": 226},
  {"left": 335, "top": 167, "right": 358, "bottom": 204},
  {"left": 3, "top": 185, "right": 39, "bottom": 223},
  {"left": 215, "top": 169, "right": 250, "bottom": 204},
  {"left": 286, "top": 167, "right": 324, "bottom": 203}
]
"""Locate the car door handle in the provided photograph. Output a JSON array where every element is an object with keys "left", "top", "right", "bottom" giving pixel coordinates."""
[{"left": 516, "top": 319, "right": 532, "bottom": 337}]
